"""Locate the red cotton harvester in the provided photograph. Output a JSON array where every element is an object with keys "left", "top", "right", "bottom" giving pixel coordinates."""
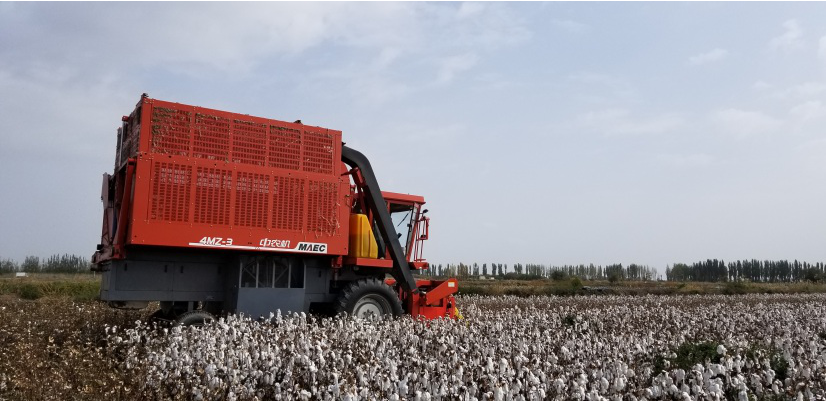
[{"left": 92, "top": 94, "right": 458, "bottom": 325}]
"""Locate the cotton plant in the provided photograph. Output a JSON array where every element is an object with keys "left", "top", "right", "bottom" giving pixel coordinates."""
[{"left": 110, "top": 294, "right": 826, "bottom": 400}]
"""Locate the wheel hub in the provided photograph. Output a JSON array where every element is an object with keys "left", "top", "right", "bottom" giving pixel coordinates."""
[{"left": 353, "top": 295, "right": 390, "bottom": 318}]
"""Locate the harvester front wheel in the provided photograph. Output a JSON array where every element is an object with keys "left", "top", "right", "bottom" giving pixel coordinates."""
[{"left": 336, "top": 278, "right": 403, "bottom": 318}]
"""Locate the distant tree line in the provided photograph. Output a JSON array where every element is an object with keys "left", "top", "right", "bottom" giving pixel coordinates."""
[
  {"left": 422, "top": 262, "right": 658, "bottom": 282},
  {"left": 666, "top": 259, "right": 826, "bottom": 283},
  {"left": 0, "top": 254, "right": 92, "bottom": 274},
  {"left": 424, "top": 259, "right": 826, "bottom": 284}
]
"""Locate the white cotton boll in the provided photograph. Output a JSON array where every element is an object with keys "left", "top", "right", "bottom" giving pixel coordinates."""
[
  {"left": 612, "top": 377, "right": 626, "bottom": 392},
  {"left": 111, "top": 294, "right": 826, "bottom": 399}
]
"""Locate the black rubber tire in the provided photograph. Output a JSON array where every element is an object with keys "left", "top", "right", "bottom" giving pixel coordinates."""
[
  {"left": 335, "top": 278, "right": 404, "bottom": 318},
  {"left": 149, "top": 309, "right": 173, "bottom": 325},
  {"left": 174, "top": 310, "right": 216, "bottom": 327}
]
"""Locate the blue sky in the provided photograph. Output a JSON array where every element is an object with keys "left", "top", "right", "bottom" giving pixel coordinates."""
[{"left": 1, "top": 2, "right": 825, "bottom": 270}]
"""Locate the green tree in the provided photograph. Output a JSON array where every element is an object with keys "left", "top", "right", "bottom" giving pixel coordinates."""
[{"left": 22, "top": 256, "right": 40, "bottom": 273}]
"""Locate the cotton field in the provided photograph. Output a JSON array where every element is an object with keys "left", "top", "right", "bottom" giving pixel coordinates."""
[{"left": 104, "top": 294, "right": 826, "bottom": 400}]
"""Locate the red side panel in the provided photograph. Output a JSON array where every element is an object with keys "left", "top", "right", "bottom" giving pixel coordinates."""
[
  {"left": 125, "top": 97, "right": 350, "bottom": 257},
  {"left": 386, "top": 278, "right": 459, "bottom": 320}
]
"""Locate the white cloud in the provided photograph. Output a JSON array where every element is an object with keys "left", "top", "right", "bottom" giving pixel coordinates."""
[
  {"left": 456, "top": 2, "right": 485, "bottom": 20},
  {"left": 373, "top": 47, "right": 403, "bottom": 70},
  {"left": 444, "top": 2, "right": 530, "bottom": 48},
  {"left": 551, "top": 19, "right": 589, "bottom": 33},
  {"left": 714, "top": 109, "right": 783, "bottom": 136},
  {"left": 0, "top": 3, "right": 422, "bottom": 77},
  {"left": 771, "top": 81, "right": 826, "bottom": 99},
  {"left": 656, "top": 153, "right": 713, "bottom": 167},
  {"left": 769, "top": 19, "right": 804, "bottom": 51},
  {"left": 578, "top": 109, "right": 685, "bottom": 136},
  {"left": 689, "top": 48, "right": 729, "bottom": 65},
  {"left": 790, "top": 101, "right": 826, "bottom": 122},
  {"left": 567, "top": 72, "right": 637, "bottom": 101},
  {"left": 820, "top": 36, "right": 826, "bottom": 62},
  {"left": 752, "top": 81, "right": 773, "bottom": 91},
  {"left": 793, "top": 82, "right": 826, "bottom": 96},
  {"left": 435, "top": 53, "right": 479, "bottom": 85},
  {"left": 796, "top": 138, "right": 826, "bottom": 173},
  {"left": 0, "top": 3, "right": 528, "bottom": 78}
]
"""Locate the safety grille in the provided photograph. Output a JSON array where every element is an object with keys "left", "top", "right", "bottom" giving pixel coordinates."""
[
  {"left": 303, "top": 129, "right": 335, "bottom": 175},
  {"left": 269, "top": 125, "right": 301, "bottom": 170},
  {"left": 232, "top": 119, "right": 267, "bottom": 166},
  {"left": 147, "top": 104, "right": 338, "bottom": 175},
  {"left": 307, "top": 180, "right": 339, "bottom": 236},
  {"left": 235, "top": 172, "right": 270, "bottom": 228},
  {"left": 194, "top": 167, "right": 231, "bottom": 225},
  {"left": 150, "top": 162, "right": 192, "bottom": 222},
  {"left": 272, "top": 177, "right": 304, "bottom": 232},
  {"left": 193, "top": 113, "right": 230, "bottom": 161},
  {"left": 151, "top": 107, "right": 191, "bottom": 156}
]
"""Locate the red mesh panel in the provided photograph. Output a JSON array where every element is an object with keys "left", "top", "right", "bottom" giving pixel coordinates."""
[
  {"left": 272, "top": 177, "right": 304, "bottom": 231},
  {"left": 194, "top": 167, "right": 231, "bottom": 225},
  {"left": 235, "top": 172, "right": 270, "bottom": 228},
  {"left": 232, "top": 119, "right": 267, "bottom": 166},
  {"left": 151, "top": 107, "right": 191, "bottom": 156},
  {"left": 303, "top": 129, "right": 335, "bottom": 174},
  {"left": 269, "top": 125, "right": 301, "bottom": 170},
  {"left": 150, "top": 162, "right": 192, "bottom": 222},
  {"left": 193, "top": 113, "right": 230, "bottom": 161},
  {"left": 307, "top": 180, "right": 339, "bottom": 236}
]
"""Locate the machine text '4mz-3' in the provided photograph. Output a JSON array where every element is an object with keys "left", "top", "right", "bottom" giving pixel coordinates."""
[{"left": 188, "top": 237, "right": 328, "bottom": 254}]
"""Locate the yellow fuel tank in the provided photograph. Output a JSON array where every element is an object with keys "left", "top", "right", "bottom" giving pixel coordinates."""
[{"left": 348, "top": 214, "right": 378, "bottom": 258}]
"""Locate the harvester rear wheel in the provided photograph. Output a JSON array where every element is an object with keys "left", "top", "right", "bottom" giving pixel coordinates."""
[
  {"left": 336, "top": 278, "right": 403, "bottom": 318},
  {"left": 174, "top": 310, "right": 215, "bottom": 327}
]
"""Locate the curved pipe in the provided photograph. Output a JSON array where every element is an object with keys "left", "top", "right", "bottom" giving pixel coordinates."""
[{"left": 342, "top": 145, "right": 418, "bottom": 293}]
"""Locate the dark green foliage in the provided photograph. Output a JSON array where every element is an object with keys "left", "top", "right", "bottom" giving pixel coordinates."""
[
  {"left": 457, "top": 285, "right": 486, "bottom": 296},
  {"left": 723, "top": 281, "right": 748, "bottom": 295},
  {"left": 670, "top": 341, "right": 720, "bottom": 370},
  {"left": 550, "top": 270, "right": 567, "bottom": 281},
  {"left": 667, "top": 259, "right": 826, "bottom": 283},
  {"left": 652, "top": 354, "right": 667, "bottom": 374},
  {"left": 0, "top": 258, "right": 18, "bottom": 274},
  {"left": 770, "top": 352, "right": 789, "bottom": 381},
  {"left": 18, "top": 283, "right": 42, "bottom": 300},
  {"left": 562, "top": 314, "right": 576, "bottom": 326},
  {"left": 805, "top": 267, "right": 823, "bottom": 283},
  {"left": 570, "top": 277, "right": 583, "bottom": 291},
  {"left": 743, "top": 345, "right": 788, "bottom": 382},
  {"left": 1, "top": 280, "right": 99, "bottom": 301}
]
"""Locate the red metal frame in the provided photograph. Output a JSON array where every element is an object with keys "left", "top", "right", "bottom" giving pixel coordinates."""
[
  {"left": 381, "top": 191, "right": 424, "bottom": 204},
  {"left": 380, "top": 193, "right": 428, "bottom": 266},
  {"left": 411, "top": 215, "right": 429, "bottom": 264},
  {"left": 113, "top": 159, "right": 136, "bottom": 259},
  {"left": 118, "top": 97, "right": 351, "bottom": 258}
]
